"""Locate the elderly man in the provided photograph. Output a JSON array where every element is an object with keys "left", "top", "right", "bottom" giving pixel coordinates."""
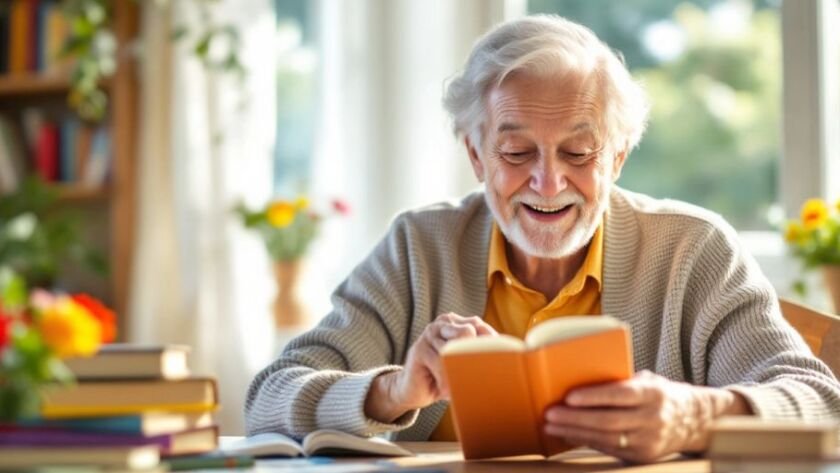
[{"left": 246, "top": 15, "right": 840, "bottom": 462}]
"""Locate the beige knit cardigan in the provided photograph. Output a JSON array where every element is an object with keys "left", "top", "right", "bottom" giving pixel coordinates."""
[{"left": 245, "top": 188, "right": 840, "bottom": 440}]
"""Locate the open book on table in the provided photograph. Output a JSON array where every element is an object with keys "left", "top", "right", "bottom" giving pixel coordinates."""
[
  {"left": 441, "top": 315, "right": 634, "bottom": 460},
  {"left": 220, "top": 430, "right": 412, "bottom": 458}
]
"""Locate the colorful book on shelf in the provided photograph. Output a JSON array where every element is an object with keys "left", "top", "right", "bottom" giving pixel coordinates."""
[
  {"left": 43, "top": 0, "right": 70, "bottom": 74},
  {"left": 0, "top": 425, "right": 218, "bottom": 457},
  {"left": 0, "top": 114, "right": 26, "bottom": 193},
  {"left": 0, "top": 1, "right": 10, "bottom": 74},
  {"left": 10, "top": 411, "right": 214, "bottom": 437},
  {"left": 83, "top": 126, "right": 111, "bottom": 186},
  {"left": 59, "top": 117, "right": 78, "bottom": 182},
  {"left": 40, "top": 377, "right": 218, "bottom": 419},
  {"left": 0, "top": 444, "right": 160, "bottom": 470},
  {"left": 440, "top": 315, "right": 633, "bottom": 460},
  {"left": 9, "top": 0, "right": 29, "bottom": 73},
  {"left": 34, "top": 120, "right": 59, "bottom": 181},
  {"left": 26, "top": 0, "right": 39, "bottom": 71},
  {"left": 220, "top": 430, "right": 412, "bottom": 458}
]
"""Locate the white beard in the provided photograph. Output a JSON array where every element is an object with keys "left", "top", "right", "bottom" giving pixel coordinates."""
[{"left": 486, "top": 183, "right": 611, "bottom": 259}]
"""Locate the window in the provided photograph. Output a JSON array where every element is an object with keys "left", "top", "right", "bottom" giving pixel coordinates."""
[
  {"left": 274, "top": 0, "right": 320, "bottom": 194},
  {"left": 528, "top": 0, "right": 781, "bottom": 230}
]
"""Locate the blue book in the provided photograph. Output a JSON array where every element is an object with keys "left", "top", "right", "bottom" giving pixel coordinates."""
[
  {"left": 59, "top": 117, "right": 78, "bottom": 182},
  {"left": 9, "top": 411, "right": 214, "bottom": 436}
]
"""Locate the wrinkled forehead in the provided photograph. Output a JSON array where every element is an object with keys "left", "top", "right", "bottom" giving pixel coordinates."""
[{"left": 486, "top": 69, "right": 608, "bottom": 139}]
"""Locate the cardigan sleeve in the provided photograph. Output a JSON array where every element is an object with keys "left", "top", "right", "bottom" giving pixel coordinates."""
[
  {"left": 243, "top": 214, "right": 421, "bottom": 438},
  {"left": 686, "top": 223, "right": 840, "bottom": 421}
]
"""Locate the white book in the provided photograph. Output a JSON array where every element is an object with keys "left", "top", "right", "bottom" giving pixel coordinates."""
[{"left": 220, "top": 431, "right": 412, "bottom": 458}]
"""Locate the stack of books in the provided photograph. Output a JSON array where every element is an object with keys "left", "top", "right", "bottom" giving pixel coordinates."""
[
  {"left": 0, "top": 344, "right": 219, "bottom": 471},
  {"left": 708, "top": 416, "right": 840, "bottom": 473}
]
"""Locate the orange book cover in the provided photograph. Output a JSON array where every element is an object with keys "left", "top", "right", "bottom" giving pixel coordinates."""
[
  {"left": 9, "top": 0, "right": 29, "bottom": 74},
  {"left": 441, "top": 316, "right": 633, "bottom": 460}
]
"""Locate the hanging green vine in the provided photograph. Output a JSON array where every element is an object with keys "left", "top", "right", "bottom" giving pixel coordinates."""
[
  {"left": 59, "top": 0, "right": 245, "bottom": 122},
  {"left": 60, "top": 0, "right": 114, "bottom": 121}
]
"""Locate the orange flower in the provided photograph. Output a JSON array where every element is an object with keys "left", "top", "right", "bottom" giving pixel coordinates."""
[
  {"left": 39, "top": 298, "right": 102, "bottom": 358},
  {"left": 71, "top": 294, "right": 117, "bottom": 343},
  {"left": 267, "top": 201, "right": 296, "bottom": 228},
  {"left": 801, "top": 198, "right": 829, "bottom": 230}
]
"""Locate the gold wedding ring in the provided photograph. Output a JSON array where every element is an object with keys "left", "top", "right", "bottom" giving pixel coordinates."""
[{"left": 618, "top": 432, "right": 628, "bottom": 449}]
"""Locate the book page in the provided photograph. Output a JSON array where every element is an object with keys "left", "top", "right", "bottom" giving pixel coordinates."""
[
  {"left": 525, "top": 316, "right": 625, "bottom": 349},
  {"left": 302, "top": 430, "right": 411, "bottom": 457},
  {"left": 440, "top": 334, "right": 524, "bottom": 355},
  {"left": 220, "top": 432, "right": 303, "bottom": 458}
]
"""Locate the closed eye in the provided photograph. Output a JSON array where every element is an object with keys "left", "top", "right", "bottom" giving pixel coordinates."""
[{"left": 500, "top": 151, "right": 535, "bottom": 164}]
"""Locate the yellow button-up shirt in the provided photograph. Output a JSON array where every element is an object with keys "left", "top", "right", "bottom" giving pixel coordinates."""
[{"left": 429, "top": 222, "right": 604, "bottom": 441}]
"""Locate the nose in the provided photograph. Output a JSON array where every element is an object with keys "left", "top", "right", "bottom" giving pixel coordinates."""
[{"left": 529, "top": 155, "right": 567, "bottom": 198}]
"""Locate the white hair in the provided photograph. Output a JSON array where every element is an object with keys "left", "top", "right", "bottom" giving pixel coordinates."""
[{"left": 443, "top": 15, "right": 650, "bottom": 153}]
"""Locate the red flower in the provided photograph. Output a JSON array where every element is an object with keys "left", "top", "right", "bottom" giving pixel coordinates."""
[
  {"left": 0, "top": 311, "right": 11, "bottom": 351},
  {"left": 71, "top": 294, "right": 117, "bottom": 343},
  {"left": 331, "top": 199, "right": 351, "bottom": 216}
]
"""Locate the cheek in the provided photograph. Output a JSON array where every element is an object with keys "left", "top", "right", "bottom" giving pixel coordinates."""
[{"left": 487, "top": 163, "right": 531, "bottom": 200}]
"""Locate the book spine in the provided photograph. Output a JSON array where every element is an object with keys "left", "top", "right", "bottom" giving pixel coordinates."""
[
  {"left": 9, "top": 0, "right": 28, "bottom": 73},
  {"left": 34, "top": 121, "right": 58, "bottom": 182},
  {"left": 41, "top": 402, "right": 217, "bottom": 419},
  {"left": 0, "top": 1, "right": 10, "bottom": 74}
]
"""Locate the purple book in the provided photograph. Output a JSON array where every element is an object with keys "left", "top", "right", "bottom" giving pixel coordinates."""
[{"left": 0, "top": 425, "right": 218, "bottom": 457}]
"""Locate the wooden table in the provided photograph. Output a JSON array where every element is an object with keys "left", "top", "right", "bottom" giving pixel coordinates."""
[{"left": 290, "top": 442, "right": 711, "bottom": 472}]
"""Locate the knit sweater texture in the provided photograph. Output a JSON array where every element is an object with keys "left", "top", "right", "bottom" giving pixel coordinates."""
[{"left": 245, "top": 188, "right": 840, "bottom": 440}]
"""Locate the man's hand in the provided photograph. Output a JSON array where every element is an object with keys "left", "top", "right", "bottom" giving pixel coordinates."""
[
  {"left": 364, "top": 313, "right": 497, "bottom": 423},
  {"left": 543, "top": 370, "right": 752, "bottom": 463}
]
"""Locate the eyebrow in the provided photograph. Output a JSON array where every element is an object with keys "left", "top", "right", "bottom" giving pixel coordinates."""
[
  {"left": 496, "top": 121, "right": 594, "bottom": 134},
  {"left": 497, "top": 122, "right": 525, "bottom": 133}
]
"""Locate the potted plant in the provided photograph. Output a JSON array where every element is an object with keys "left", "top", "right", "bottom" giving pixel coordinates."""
[
  {"left": 235, "top": 197, "right": 349, "bottom": 329},
  {"left": 0, "top": 267, "right": 116, "bottom": 421},
  {"left": 783, "top": 198, "right": 840, "bottom": 313}
]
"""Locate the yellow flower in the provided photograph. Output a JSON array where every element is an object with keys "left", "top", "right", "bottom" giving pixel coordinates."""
[
  {"left": 835, "top": 199, "right": 840, "bottom": 213},
  {"left": 801, "top": 198, "right": 829, "bottom": 230},
  {"left": 294, "top": 197, "right": 309, "bottom": 210},
  {"left": 784, "top": 221, "right": 804, "bottom": 244},
  {"left": 267, "top": 201, "right": 296, "bottom": 228},
  {"left": 39, "top": 298, "right": 102, "bottom": 358}
]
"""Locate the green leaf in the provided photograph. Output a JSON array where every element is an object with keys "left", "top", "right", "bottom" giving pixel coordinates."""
[
  {"left": 792, "top": 279, "right": 807, "bottom": 297},
  {"left": 0, "top": 267, "right": 26, "bottom": 310},
  {"left": 171, "top": 25, "right": 190, "bottom": 42}
]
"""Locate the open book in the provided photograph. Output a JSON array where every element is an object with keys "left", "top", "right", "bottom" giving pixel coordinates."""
[
  {"left": 220, "top": 430, "right": 412, "bottom": 458},
  {"left": 441, "top": 315, "right": 633, "bottom": 460}
]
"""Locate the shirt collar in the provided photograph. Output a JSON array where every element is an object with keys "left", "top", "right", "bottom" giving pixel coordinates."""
[{"left": 486, "top": 220, "right": 604, "bottom": 292}]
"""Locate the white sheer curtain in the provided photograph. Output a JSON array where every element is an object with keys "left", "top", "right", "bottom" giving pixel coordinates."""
[
  {"left": 130, "top": 0, "right": 277, "bottom": 435},
  {"left": 301, "top": 0, "right": 512, "bottom": 318}
]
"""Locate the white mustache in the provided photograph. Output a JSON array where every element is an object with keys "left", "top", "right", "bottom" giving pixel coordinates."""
[{"left": 513, "top": 193, "right": 585, "bottom": 209}]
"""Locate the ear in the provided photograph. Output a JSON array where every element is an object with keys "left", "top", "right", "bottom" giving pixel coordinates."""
[
  {"left": 465, "top": 136, "right": 485, "bottom": 183},
  {"left": 611, "top": 147, "right": 628, "bottom": 182}
]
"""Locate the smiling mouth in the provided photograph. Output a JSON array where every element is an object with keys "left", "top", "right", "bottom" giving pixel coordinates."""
[{"left": 523, "top": 203, "right": 573, "bottom": 214}]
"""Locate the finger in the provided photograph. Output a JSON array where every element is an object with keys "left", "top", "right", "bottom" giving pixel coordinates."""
[
  {"left": 437, "top": 313, "right": 497, "bottom": 337},
  {"left": 464, "top": 315, "right": 498, "bottom": 336},
  {"left": 440, "top": 322, "right": 478, "bottom": 340},
  {"left": 565, "top": 379, "right": 648, "bottom": 407},
  {"left": 424, "top": 325, "right": 449, "bottom": 354},
  {"left": 544, "top": 405, "right": 648, "bottom": 432},
  {"left": 544, "top": 424, "right": 630, "bottom": 451},
  {"left": 412, "top": 339, "right": 448, "bottom": 399}
]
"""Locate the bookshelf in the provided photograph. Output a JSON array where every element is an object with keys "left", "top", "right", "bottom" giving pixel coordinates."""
[{"left": 0, "top": 0, "right": 139, "bottom": 329}]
